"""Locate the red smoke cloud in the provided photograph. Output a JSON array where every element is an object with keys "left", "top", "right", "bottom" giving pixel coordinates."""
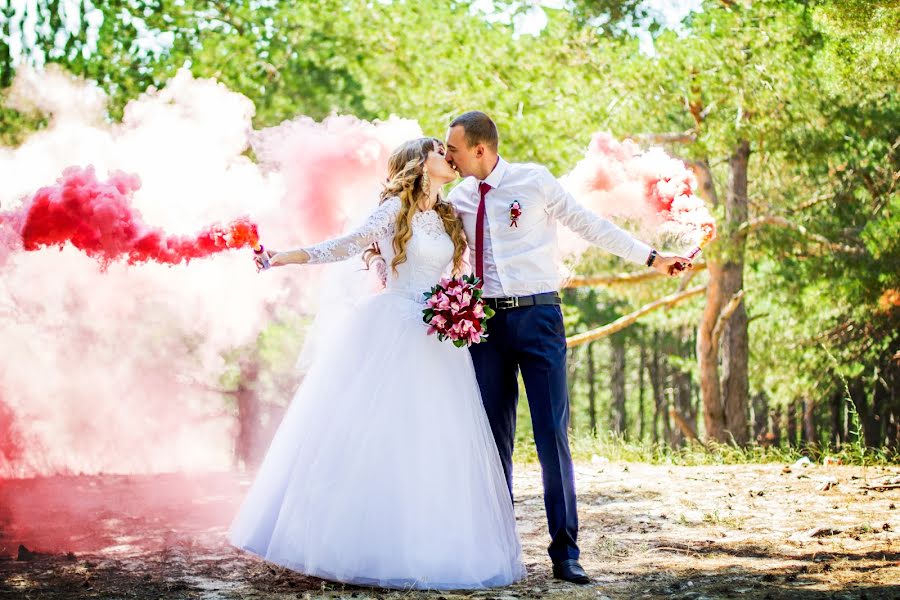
[
  {"left": 14, "top": 166, "right": 260, "bottom": 268},
  {"left": 562, "top": 132, "right": 716, "bottom": 253}
]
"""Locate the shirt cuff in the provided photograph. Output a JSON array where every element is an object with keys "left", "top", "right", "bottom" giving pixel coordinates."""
[{"left": 627, "top": 239, "right": 654, "bottom": 266}]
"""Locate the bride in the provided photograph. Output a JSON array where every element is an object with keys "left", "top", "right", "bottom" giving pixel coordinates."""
[{"left": 230, "top": 137, "right": 525, "bottom": 590}]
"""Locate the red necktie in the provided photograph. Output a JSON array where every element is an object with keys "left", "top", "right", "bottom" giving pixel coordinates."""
[{"left": 475, "top": 181, "right": 491, "bottom": 286}]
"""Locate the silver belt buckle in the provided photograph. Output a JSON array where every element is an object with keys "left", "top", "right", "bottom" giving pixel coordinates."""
[{"left": 497, "top": 296, "right": 519, "bottom": 309}]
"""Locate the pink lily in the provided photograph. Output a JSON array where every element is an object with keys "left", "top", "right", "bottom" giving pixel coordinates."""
[{"left": 457, "top": 319, "right": 475, "bottom": 335}]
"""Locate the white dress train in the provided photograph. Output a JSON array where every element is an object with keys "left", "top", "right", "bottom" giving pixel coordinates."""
[{"left": 230, "top": 197, "right": 525, "bottom": 590}]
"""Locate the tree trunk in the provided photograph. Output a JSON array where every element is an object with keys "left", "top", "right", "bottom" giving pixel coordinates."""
[
  {"left": 851, "top": 379, "right": 878, "bottom": 448},
  {"left": 868, "top": 367, "right": 885, "bottom": 447},
  {"left": 847, "top": 377, "right": 871, "bottom": 446},
  {"left": 235, "top": 358, "right": 262, "bottom": 469},
  {"left": 786, "top": 399, "right": 799, "bottom": 447},
  {"left": 665, "top": 376, "right": 676, "bottom": 446},
  {"left": 802, "top": 396, "right": 817, "bottom": 446},
  {"left": 720, "top": 140, "right": 750, "bottom": 444},
  {"left": 649, "top": 332, "right": 664, "bottom": 443},
  {"left": 698, "top": 139, "right": 751, "bottom": 445},
  {"left": 751, "top": 392, "right": 768, "bottom": 443},
  {"left": 771, "top": 405, "right": 783, "bottom": 447},
  {"left": 673, "top": 370, "right": 693, "bottom": 447},
  {"left": 660, "top": 340, "right": 673, "bottom": 445},
  {"left": 831, "top": 390, "right": 844, "bottom": 446},
  {"left": 566, "top": 347, "right": 578, "bottom": 433},
  {"left": 875, "top": 365, "right": 889, "bottom": 448},
  {"left": 638, "top": 334, "right": 647, "bottom": 440},
  {"left": 610, "top": 334, "right": 626, "bottom": 436},
  {"left": 698, "top": 262, "right": 727, "bottom": 441},
  {"left": 888, "top": 361, "right": 899, "bottom": 449},
  {"left": 587, "top": 343, "right": 597, "bottom": 434},
  {"left": 650, "top": 331, "right": 671, "bottom": 442}
]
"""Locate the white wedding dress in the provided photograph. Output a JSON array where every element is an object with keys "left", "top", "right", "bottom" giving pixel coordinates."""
[{"left": 230, "top": 197, "right": 525, "bottom": 590}]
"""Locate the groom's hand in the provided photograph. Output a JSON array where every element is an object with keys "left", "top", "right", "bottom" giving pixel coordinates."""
[{"left": 652, "top": 254, "right": 693, "bottom": 276}]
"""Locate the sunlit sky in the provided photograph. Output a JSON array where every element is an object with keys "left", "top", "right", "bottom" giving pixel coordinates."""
[
  {"left": 7, "top": 0, "right": 704, "bottom": 65},
  {"left": 473, "top": 0, "right": 703, "bottom": 53}
]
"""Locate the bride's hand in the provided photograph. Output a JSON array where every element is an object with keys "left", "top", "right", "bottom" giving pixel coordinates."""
[
  {"left": 254, "top": 249, "right": 280, "bottom": 271},
  {"left": 259, "top": 249, "right": 310, "bottom": 268},
  {"left": 268, "top": 251, "right": 287, "bottom": 267}
]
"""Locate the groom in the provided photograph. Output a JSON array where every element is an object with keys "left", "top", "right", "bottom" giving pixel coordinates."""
[{"left": 445, "top": 112, "right": 689, "bottom": 584}]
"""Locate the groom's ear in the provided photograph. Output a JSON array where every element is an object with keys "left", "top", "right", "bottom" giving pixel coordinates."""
[{"left": 474, "top": 144, "right": 485, "bottom": 159}]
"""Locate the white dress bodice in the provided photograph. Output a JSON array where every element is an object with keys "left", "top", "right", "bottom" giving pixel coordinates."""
[{"left": 303, "top": 197, "right": 454, "bottom": 301}]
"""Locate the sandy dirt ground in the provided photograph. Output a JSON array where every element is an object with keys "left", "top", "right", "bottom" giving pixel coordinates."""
[{"left": 1, "top": 461, "right": 897, "bottom": 599}]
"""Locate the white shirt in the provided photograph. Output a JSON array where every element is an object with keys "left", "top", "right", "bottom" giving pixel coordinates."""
[{"left": 447, "top": 156, "right": 653, "bottom": 298}]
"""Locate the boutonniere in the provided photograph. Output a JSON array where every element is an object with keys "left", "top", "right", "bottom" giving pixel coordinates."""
[{"left": 509, "top": 200, "right": 522, "bottom": 227}]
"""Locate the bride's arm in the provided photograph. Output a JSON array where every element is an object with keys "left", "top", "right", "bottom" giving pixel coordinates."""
[{"left": 266, "top": 197, "right": 401, "bottom": 267}]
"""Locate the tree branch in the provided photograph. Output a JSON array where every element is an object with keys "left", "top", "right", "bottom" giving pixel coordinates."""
[
  {"left": 627, "top": 131, "right": 697, "bottom": 146},
  {"left": 669, "top": 407, "right": 703, "bottom": 445},
  {"left": 711, "top": 290, "right": 744, "bottom": 351},
  {"left": 566, "top": 285, "right": 707, "bottom": 348},
  {"left": 676, "top": 265, "right": 700, "bottom": 293},
  {"left": 739, "top": 215, "right": 865, "bottom": 254},
  {"left": 684, "top": 158, "right": 719, "bottom": 206},
  {"left": 562, "top": 261, "right": 707, "bottom": 289},
  {"left": 789, "top": 192, "right": 836, "bottom": 213}
]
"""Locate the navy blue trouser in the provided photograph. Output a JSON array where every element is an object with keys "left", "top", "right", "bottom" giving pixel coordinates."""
[{"left": 469, "top": 302, "right": 580, "bottom": 562}]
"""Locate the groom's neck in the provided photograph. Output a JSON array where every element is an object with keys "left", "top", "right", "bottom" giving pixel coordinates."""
[{"left": 475, "top": 154, "right": 500, "bottom": 181}]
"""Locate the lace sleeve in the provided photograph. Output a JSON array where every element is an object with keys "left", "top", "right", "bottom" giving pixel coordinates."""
[{"left": 302, "top": 197, "right": 401, "bottom": 264}]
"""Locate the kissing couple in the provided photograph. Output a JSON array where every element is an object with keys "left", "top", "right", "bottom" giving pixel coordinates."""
[{"left": 230, "top": 111, "right": 691, "bottom": 590}]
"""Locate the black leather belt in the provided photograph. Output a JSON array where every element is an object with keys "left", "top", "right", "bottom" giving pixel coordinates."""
[{"left": 485, "top": 291, "right": 561, "bottom": 310}]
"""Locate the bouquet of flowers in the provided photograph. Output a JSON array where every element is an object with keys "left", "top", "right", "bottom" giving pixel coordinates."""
[{"left": 422, "top": 274, "right": 495, "bottom": 347}]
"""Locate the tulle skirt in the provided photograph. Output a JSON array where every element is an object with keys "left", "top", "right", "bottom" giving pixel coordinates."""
[{"left": 229, "top": 289, "right": 525, "bottom": 589}]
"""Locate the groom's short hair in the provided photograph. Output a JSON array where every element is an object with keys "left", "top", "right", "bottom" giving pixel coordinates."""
[{"left": 450, "top": 111, "right": 499, "bottom": 151}]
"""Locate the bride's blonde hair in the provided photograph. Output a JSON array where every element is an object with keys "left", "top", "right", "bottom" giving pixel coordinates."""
[{"left": 363, "top": 137, "right": 466, "bottom": 276}]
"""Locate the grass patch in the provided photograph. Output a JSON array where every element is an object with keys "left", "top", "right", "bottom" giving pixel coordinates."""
[
  {"left": 511, "top": 430, "right": 899, "bottom": 466},
  {"left": 702, "top": 510, "right": 747, "bottom": 529}
]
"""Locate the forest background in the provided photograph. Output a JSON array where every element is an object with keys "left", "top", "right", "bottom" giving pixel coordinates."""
[{"left": 1, "top": 0, "right": 898, "bottom": 465}]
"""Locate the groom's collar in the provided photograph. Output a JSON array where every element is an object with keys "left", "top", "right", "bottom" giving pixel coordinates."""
[{"left": 481, "top": 156, "right": 508, "bottom": 189}]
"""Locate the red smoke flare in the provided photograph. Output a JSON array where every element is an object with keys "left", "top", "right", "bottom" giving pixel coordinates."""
[{"left": 14, "top": 166, "right": 259, "bottom": 267}]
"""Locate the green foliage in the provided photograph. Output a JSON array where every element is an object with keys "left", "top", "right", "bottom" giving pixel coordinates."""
[
  {"left": 2, "top": 0, "right": 898, "bottom": 456},
  {"left": 515, "top": 429, "right": 898, "bottom": 466},
  {"left": 0, "top": 104, "right": 47, "bottom": 147},
  {"left": 559, "top": 0, "right": 899, "bottom": 450}
]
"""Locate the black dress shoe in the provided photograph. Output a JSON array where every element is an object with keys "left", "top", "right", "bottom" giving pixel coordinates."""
[{"left": 552, "top": 559, "right": 591, "bottom": 584}]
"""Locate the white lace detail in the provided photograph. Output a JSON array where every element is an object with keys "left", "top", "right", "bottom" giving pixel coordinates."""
[
  {"left": 303, "top": 197, "right": 402, "bottom": 263},
  {"left": 300, "top": 199, "right": 456, "bottom": 302},
  {"left": 411, "top": 209, "right": 448, "bottom": 240},
  {"left": 381, "top": 209, "right": 455, "bottom": 302}
]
